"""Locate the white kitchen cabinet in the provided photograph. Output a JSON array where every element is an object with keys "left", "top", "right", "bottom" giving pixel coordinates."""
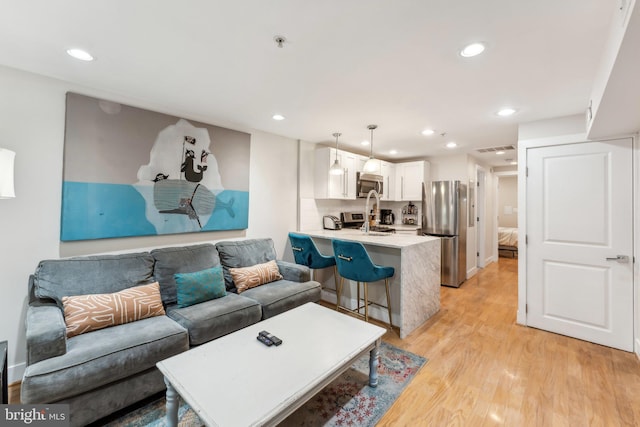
[
  {"left": 395, "top": 160, "right": 430, "bottom": 201},
  {"left": 314, "top": 147, "right": 357, "bottom": 199},
  {"left": 356, "top": 155, "right": 368, "bottom": 172},
  {"left": 380, "top": 161, "right": 395, "bottom": 201}
]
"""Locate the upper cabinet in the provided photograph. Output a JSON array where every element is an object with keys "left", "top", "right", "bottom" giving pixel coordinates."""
[
  {"left": 315, "top": 146, "right": 428, "bottom": 201},
  {"left": 380, "top": 161, "right": 395, "bottom": 201},
  {"left": 395, "top": 160, "right": 430, "bottom": 201},
  {"left": 314, "top": 147, "right": 357, "bottom": 199}
]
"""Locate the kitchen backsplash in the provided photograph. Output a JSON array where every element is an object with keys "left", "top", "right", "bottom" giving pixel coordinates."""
[{"left": 299, "top": 198, "right": 422, "bottom": 231}]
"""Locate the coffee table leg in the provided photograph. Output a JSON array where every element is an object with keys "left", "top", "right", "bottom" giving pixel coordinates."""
[
  {"left": 369, "top": 339, "right": 380, "bottom": 387},
  {"left": 164, "top": 377, "right": 179, "bottom": 427}
]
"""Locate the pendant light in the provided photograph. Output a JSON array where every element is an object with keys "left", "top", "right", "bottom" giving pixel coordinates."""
[
  {"left": 362, "top": 124, "right": 380, "bottom": 173},
  {"left": 329, "top": 132, "right": 344, "bottom": 175}
]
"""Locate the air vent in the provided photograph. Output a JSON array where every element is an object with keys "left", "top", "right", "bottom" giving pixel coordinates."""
[{"left": 476, "top": 145, "right": 516, "bottom": 153}]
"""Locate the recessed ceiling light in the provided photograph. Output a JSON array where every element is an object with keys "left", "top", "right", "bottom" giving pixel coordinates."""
[
  {"left": 272, "top": 114, "right": 285, "bottom": 121},
  {"left": 496, "top": 151, "right": 505, "bottom": 155},
  {"left": 421, "top": 129, "right": 435, "bottom": 136},
  {"left": 497, "top": 108, "right": 516, "bottom": 117},
  {"left": 389, "top": 150, "right": 398, "bottom": 155},
  {"left": 66, "top": 48, "right": 94, "bottom": 61},
  {"left": 361, "top": 140, "right": 370, "bottom": 146},
  {"left": 446, "top": 142, "right": 457, "bottom": 149},
  {"left": 460, "top": 42, "right": 485, "bottom": 58}
]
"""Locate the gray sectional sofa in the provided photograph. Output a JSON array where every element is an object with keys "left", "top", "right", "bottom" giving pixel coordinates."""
[{"left": 21, "top": 238, "right": 321, "bottom": 426}]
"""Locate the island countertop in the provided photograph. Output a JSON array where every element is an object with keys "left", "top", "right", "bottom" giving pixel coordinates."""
[
  {"left": 291, "top": 230, "right": 441, "bottom": 339},
  {"left": 301, "top": 229, "right": 439, "bottom": 248}
]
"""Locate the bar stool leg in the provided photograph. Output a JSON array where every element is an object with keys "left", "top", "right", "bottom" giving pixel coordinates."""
[
  {"left": 356, "top": 281, "right": 361, "bottom": 314},
  {"left": 333, "top": 265, "right": 339, "bottom": 293},
  {"left": 385, "top": 278, "right": 394, "bottom": 330},
  {"left": 364, "top": 282, "right": 369, "bottom": 322},
  {"left": 336, "top": 276, "right": 344, "bottom": 311}
]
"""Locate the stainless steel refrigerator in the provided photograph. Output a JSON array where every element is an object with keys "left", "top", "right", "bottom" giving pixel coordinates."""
[{"left": 422, "top": 180, "right": 467, "bottom": 287}]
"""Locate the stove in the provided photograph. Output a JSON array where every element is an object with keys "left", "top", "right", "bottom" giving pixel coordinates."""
[
  {"left": 340, "top": 212, "right": 396, "bottom": 233},
  {"left": 340, "top": 212, "right": 366, "bottom": 229}
]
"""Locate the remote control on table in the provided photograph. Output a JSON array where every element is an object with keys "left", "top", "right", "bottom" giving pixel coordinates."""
[
  {"left": 258, "top": 330, "right": 282, "bottom": 346},
  {"left": 256, "top": 334, "right": 273, "bottom": 346}
]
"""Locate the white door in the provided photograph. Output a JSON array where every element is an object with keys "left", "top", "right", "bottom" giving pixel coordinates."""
[{"left": 526, "top": 138, "right": 633, "bottom": 351}]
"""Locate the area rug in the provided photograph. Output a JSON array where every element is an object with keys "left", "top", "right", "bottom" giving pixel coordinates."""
[{"left": 104, "top": 342, "right": 426, "bottom": 427}]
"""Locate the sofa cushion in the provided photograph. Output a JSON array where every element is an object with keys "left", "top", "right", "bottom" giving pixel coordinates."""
[
  {"left": 61, "top": 367, "right": 166, "bottom": 427},
  {"left": 62, "top": 282, "right": 166, "bottom": 338},
  {"left": 174, "top": 266, "right": 227, "bottom": 308},
  {"left": 215, "top": 238, "right": 278, "bottom": 293},
  {"left": 21, "top": 315, "right": 188, "bottom": 403},
  {"left": 34, "top": 252, "right": 155, "bottom": 306},
  {"left": 166, "top": 293, "right": 261, "bottom": 345},
  {"left": 240, "top": 280, "right": 321, "bottom": 319},
  {"left": 151, "top": 244, "right": 220, "bottom": 305},
  {"left": 230, "top": 260, "right": 283, "bottom": 293}
]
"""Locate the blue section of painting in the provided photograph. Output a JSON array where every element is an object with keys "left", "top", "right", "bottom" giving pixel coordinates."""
[
  {"left": 61, "top": 182, "right": 248, "bottom": 241},
  {"left": 202, "top": 190, "right": 249, "bottom": 231},
  {"left": 61, "top": 182, "right": 155, "bottom": 240}
]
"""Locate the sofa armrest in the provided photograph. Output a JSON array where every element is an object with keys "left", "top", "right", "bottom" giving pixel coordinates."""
[
  {"left": 276, "top": 260, "right": 311, "bottom": 282},
  {"left": 25, "top": 304, "right": 67, "bottom": 365}
]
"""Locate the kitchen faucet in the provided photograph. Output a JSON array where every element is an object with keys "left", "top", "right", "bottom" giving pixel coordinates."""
[{"left": 363, "top": 189, "right": 380, "bottom": 234}]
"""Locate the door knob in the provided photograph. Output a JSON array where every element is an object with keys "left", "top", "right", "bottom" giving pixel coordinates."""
[{"left": 605, "top": 255, "right": 629, "bottom": 263}]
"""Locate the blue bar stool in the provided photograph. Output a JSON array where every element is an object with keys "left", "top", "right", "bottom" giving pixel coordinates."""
[
  {"left": 332, "top": 239, "right": 395, "bottom": 330},
  {"left": 288, "top": 232, "right": 338, "bottom": 292}
]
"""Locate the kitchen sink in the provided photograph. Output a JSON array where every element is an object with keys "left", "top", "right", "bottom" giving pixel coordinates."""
[{"left": 368, "top": 226, "right": 396, "bottom": 233}]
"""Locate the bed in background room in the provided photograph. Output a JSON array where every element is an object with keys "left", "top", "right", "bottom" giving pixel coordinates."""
[{"left": 498, "top": 226, "right": 518, "bottom": 258}]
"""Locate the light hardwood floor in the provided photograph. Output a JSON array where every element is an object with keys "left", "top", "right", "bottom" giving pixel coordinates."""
[
  {"left": 9, "top": 257, "right": 640, "bottom": 425},
  {"left": 378, "top": 257, "right": 640, "bottom": 426}
]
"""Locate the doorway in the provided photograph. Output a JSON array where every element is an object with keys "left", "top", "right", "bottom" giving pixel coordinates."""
[{"left": 497, "top": 174, "right": 518, "bottom": 259}]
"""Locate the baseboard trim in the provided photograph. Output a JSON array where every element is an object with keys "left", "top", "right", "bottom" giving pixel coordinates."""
[
  {"left": 467, "top": 267, "right": 478, "bottom": 279},
  {"left": 635, "top": 338, "right": 640, "bottom": 360},
  {"left": 8, "top": 362, "right": 25, "bottom": 385}
]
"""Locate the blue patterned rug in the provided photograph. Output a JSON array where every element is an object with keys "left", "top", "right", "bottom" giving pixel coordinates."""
[{"left": 104, "top": 342, "right": 426, "bottom": 427}]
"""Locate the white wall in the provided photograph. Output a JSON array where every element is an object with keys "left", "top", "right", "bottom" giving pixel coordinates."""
[
  {"left": 498, "top": 176, "right": 518, "bottom": 228},
  {"left": 0, "top": 65, "right": 299, "bottom": 381},
  {"left": 518, "top": 114, "right": 585, "bottom": 141},
  {"left": 427, "top": 153, "right": 468, "bottom": 181}
]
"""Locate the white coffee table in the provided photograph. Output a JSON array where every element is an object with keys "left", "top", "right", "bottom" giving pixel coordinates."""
[{"left": 157, "top": 302, "right": 386, "bottom": 427}]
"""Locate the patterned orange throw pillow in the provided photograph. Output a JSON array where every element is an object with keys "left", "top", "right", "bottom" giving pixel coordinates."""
[
  {"left": 62, "top": 282, "right": 166, "bottom": 338},
  {"left": 229, "top": 260, "right": 283, "bottom": 293}
]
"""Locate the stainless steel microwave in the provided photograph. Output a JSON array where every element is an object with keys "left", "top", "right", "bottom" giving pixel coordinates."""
[{"left": 356, "top": 172, "right": 383, "bottom": 198}]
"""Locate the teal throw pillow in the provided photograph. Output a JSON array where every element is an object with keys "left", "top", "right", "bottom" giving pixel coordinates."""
[{"left": 174, "top": 266, "right": 226, "bottom": 308}]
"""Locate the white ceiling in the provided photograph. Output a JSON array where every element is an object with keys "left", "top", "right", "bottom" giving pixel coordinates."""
[{"left": 0, "top": 1, "right": 616, "bottom": 166}]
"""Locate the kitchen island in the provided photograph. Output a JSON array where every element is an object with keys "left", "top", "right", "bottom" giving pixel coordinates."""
[{"left": 290, "top": 229, "right": 440, "bottom": 339}]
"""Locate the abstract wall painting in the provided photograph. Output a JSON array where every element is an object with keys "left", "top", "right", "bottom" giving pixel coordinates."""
[{"left": 61, "top": 92, "right": 250, "bottom": 241}]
